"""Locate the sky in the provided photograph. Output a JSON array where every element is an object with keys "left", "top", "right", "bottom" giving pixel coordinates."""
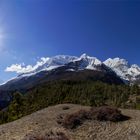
[{"left": 0, "top": 0, "right": 140, "bottom": 82}]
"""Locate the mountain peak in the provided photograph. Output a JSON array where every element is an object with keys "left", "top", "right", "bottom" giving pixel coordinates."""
[
  {"left": 103, "top": 57, "right": 140, "bottom": 81},
  {"left": 80, "top": 53, "right": 88, "bottom": 58},
  {"left": 104, "top": 57, "right": 129, "bottom": 67}
]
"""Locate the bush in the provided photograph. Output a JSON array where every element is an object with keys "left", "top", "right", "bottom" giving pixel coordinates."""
[
  {"left": 58, "top": 110, "right": 88, "bottom": 129},
  {"left": 57, "top": 106, "right": 130, "bottom": 129},
  {"left": 89, "top": 106, "right": 130, "bottom": 122}
]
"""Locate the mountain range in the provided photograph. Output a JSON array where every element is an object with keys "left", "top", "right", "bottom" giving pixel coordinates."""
[
  {"left": 0, "top": 53, "right": 139, "bottom": 108},
  {"left": 6, "top": 53, "right": 140, "bottom": 84}
]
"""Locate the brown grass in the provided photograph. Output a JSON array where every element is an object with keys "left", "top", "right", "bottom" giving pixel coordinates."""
[{"left": 23, "top": 131, "right": 69, "bottom": 140}]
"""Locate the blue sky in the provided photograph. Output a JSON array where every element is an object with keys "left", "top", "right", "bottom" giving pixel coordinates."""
[{"left": 0, "top": 0, "right": 140, "bottom": 81}]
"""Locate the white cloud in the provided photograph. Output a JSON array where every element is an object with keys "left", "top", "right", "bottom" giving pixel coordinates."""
[
  {"left": 5, "top": 64, "right": 33, "bottom": 73},
  {"left": 5, "top": 57, "right": 50, "bottom": 74}
]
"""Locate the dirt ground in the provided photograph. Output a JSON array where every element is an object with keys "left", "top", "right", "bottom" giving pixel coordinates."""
[{"left": 0, "top": 104, "right": 140, "bottom": 140}]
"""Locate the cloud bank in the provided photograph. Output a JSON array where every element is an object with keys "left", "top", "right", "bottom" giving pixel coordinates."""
[{"left": 5, "top": 57, "right": 49, "bottom": 74}]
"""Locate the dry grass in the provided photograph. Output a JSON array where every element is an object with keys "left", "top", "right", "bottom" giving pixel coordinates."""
[
  {"left": 0, "top": 104, "right": 135, "bottom": 140},
  {"left": 23, "top": 131, "right": 69, "bottom": 140}
]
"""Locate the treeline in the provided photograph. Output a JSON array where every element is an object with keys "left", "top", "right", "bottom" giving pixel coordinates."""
[{"left": 0, "top": 80, "right": 140, "bottom": 124}]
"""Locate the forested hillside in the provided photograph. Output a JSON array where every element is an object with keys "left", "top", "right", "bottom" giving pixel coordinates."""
[{"left": 0, "top": 80, "right": 139, "bottom": 124}]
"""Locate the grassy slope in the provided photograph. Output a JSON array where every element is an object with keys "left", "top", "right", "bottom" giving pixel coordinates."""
[{"left": 0, "top": 104, "right": 139, "bottom": 140}]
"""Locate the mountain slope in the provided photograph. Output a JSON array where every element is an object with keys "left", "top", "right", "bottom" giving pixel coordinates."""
[
  {"left": 0, "top": 66, "right": 124, "bottom": 109},
  {"left": 0, "top": 62, "right": 123, "bottom": 91},
  {"left": 0, "top": 54, "right": 124, "bottom": 91}
]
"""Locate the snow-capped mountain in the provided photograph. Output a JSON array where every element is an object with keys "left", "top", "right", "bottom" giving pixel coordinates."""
[
  {"left": 18, "top": 54, "right": 140, "bottom": 83},
  {"left": 0, "top": 54, "right": 140, "bottom": 85},
  {"left": 0, "top": 54, "right": 123, "bottom": 91},
  {"left": 74, "top": 53, "right": 102, "bottom": 69},
  {"left": 19, "top": 53, "right": 102, "bottom": 77},
  {"left": 6, "top": 54, "right": 140, "bottom": 84},
  {"left": 35, "top": 55, "right": 78, "bottom": 72},
  {"left": 18, "top": 55, "right": 78, "bottom": 77},
  {"left": 104, "top": 58, "right": 140, "bottom": 82}
]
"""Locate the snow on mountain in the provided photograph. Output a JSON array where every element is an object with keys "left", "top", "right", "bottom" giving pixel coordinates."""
[
  {"left": 73, "top": 53, "right": 102, "bottom": 70},
  {"left": 4, "top": 53, "right": 140, "bottom": 84},
  {"left": 104, "top": 58, "right": 140, "bottom": 81},
  {"left": 19, "top": 55, "right": 78, "bottom": 77},
  {"left": 76, "top": 53, "right": 101, "bottom": 65},
  {"left": 19, "top": 54, "right": 102, "bottom": 77},
  {"left": 128, "top": 64, "right": 140, "bottom": 74},
  {"left": 34, "top": 55, "right": 77, "bottom": 71},
  {"left": 104, "top": 58, "right": 129, "bottom": 79},
  {"left": 103, "top": 58, "right": 129, "bottom": 69}
]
